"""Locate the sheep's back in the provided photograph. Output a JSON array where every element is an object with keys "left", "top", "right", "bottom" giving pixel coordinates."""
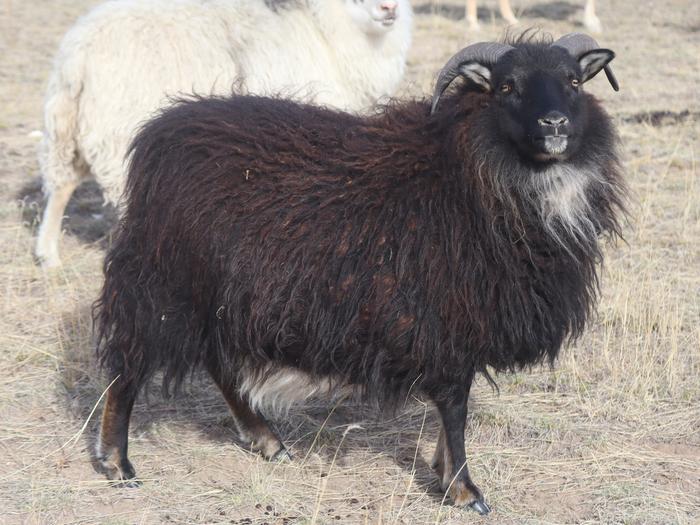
[{"left": 115, "top": 95, "right": 440, "bottom": 392}]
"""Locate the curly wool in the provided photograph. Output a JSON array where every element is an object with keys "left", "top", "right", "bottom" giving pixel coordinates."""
[
  {"left": 94, "top": 82, "right": 625, "bottom": 410},
  {"left": 39, "top": 0, "right": 412, "bottom": 202}
]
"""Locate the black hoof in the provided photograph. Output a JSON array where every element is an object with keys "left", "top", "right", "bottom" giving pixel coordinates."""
[
  {"left": 99, "top": 456, "right": 140, "bottom": 487},
  {"left": 113, "top": 478, "right": 142, "bottom": 489},
  {"left": 270, "top": 447, "right": 292, "bottom": 462},
  {"left": 469, "top": 499, "right": 491, "bottom": 515},
  {"left": 120, "top": 459, "right": 137, "bottom": 478}
]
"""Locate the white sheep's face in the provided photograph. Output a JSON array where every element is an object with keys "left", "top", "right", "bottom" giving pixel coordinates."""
[{"left": 345, "top": 0, "right": 404, "bottom": 35}]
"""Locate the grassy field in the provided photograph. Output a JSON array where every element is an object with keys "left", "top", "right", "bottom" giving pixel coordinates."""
[{"left": 1, "top": 1, "right": 698, "bottom": 523}]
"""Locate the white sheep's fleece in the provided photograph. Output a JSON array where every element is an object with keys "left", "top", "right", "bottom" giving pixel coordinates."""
[{"left": 37, "top": 1, "right": 412, "bottom": 265}]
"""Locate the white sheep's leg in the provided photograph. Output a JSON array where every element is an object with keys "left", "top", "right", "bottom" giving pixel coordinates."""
[
  {"left": 499, "top": 0, "right": 518, "bottom": 25},
  {"left": 35, "top": 179, "right": 79, "bottom": 268},
  {"left": 465, "top": 0, "right": 480, "bottom": 30},
  {"left": 583, "top": 0, "right": 602, "bottom": 33}
]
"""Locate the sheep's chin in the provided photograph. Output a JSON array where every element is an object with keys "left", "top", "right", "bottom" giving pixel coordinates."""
[
  {"left": 367, "top": 16, "right": 397, "bottom": 33},
  {"left": 532, "top": 136, "right": 570, "bottom": 162},
  {"left": 533, "top": 152, "right": 568, "bottom": 162}
]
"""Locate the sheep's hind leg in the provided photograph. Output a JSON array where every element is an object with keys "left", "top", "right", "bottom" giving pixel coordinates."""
[
  {"left": 207, "top": 363, "right": 289, "bottom": 461},
  {"left": 96, "top": 378, "right": 140, "bottom": 486},
  {"left": 431, "top": 370, "right": 490, "bottom": 514},
  {"left": 35, "top": 179, "right": 79, "bottom": 268}
]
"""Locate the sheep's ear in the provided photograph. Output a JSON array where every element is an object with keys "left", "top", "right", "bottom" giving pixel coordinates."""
[
  {"left": 458, "top": 62, "right": 492, "bottom": 93},
  {"left": 578, "top": 49, "right": 615, "bottom": 84}
]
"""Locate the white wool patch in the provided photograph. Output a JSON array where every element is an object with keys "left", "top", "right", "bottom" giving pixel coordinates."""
[
  {"left": 238, "top": 365, "right": 350, "bottom": 416},
  {"left": 458, "top": 62, "right": 492, "bottom": 91},
  {"left": 94, "top": 432, "right": 104, "bottom": 459},
  {"left": 527, "top": 164, "right": 603, "bottom": 247}
]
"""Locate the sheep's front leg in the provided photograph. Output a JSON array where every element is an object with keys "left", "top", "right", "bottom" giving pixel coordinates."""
[
  {"left": 498, "top": 0, "right": 518, "bottom": 25},
  {"left": 583, "top": 0, "right": 602, "bottom": 33},
  {"left": 431, "top": 371, "right": 490, "bottom": 514},
  {"left": 206, "top": 362, "right": 289, "bottom": 461},
  {"left": 96, "top": 378, "right": 139, "bottom": 486},
  {"left": 465, "top": 0, "right": 480, "bottom": 30}
]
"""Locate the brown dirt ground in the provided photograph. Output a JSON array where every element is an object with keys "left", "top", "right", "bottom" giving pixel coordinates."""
[{"left": 1, "top": 1, "right": 699, "bottom": 524}]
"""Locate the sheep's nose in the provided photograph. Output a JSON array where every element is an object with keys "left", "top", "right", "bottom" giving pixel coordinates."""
[
  {"left": 380, "top": 1, "right": 398, "bottom": 15},
  {"left": 538, "top": 112, "right": 569, "bottom": 128}
]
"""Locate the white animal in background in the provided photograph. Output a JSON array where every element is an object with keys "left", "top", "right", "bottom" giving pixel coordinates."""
[
  {"left": 465, "top": 0, "right": 602, "bottom": 33},
  {"left": 36, "top": 0, "right": 412, "bottom": 268}
]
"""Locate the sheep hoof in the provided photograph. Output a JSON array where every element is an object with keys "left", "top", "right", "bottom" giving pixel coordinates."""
[
  {"left": 112, "top": 478, "right": 142, "bottom": 489},
  {"left": 98, "top": 453, "right": 140, "bottom": 487},
  {"left": 105, "top": 466, "right": 140, "bottom": 488},
  {"left": 270, "top": 447, "right": 292, "bottom": 463},
  {"left": 447, "top": 479, "right": 488, "bottom": 512},
  {"left": 34, "top": 250, "right": 62, "bottom": 269},
  {"left": 469, "top": 499, "right": 491, "bottom": 515}
]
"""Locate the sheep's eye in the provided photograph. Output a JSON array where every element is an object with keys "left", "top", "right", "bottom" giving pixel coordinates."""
[
  {"left": 500, "top": 83, "right": 512, "bottom": 94},
  {"left": 571, "top": 78, "right": 580, "bottom": 88}
]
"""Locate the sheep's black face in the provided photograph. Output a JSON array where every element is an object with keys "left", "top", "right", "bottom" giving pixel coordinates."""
[
  {"left": 448, "top": 41, "right": 615, "bottom": 164},
  {"left": 489, "top": 47, "right": 611, "bottom": 163},
  {"left": 493, "top": 54, "right": 576, "bottom": 161}
]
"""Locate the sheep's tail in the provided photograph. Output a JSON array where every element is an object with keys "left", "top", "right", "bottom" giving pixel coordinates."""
[
  {"left": 93, "top": 166, "right": 209, "bottom": 396},
  {"left": 92, "top": 237, "right": 149, "bottom": 392},
  {"left": 94, "top": 226, "right": 212, "bottom": 395},
  {"left": 38, "top": 30, "right": 88, "bottom": 192}
]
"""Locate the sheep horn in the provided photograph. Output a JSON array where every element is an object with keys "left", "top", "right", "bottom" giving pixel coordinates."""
[
  {"left": 552, "top": 33, "right": 619, "bottom": 91},
  {"left": 430, "top": 42, "right": 514, "bottom": 114}
]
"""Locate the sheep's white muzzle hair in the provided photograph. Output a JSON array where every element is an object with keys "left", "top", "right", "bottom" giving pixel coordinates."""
[{"left": 543, "top": 136, "right": 568, "bottom": 155}]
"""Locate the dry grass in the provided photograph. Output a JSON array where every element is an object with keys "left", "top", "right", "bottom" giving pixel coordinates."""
[{"left": 1, "top": 1, "right": 699, "bottom": 523}]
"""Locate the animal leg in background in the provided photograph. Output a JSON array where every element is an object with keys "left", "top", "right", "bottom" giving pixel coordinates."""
[
  {"left": 467, "top": 0, "right": 601, "bottom": 32},
  {"left": 466, "top": 0, "right": 518, "bottom": 29},
  {"left": 499, "top": 0, "right": 518, "bottom": 25},
  {"left": 583, "top": 0, "right": 602, "bottom": 33},
  {"left": 96, "top": 377, "right": 139, "bottom": 485},
  {"left": 206, "top": 360, "right": 289, "bottom": 461},
  {"left": 431, "top": 368, "right": 490, "bottom": 514},
  {"left": 36, "top": 180, "right": 78, "bottom": 267},
  {"left": 36, "top": 78, "right": 93, "bottom": 268},
  {"left": 466, "top": 0, "right": 479, "bottom": 29}
]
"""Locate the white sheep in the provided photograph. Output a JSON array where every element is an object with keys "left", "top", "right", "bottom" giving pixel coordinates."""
[{"left": 36, "top": 0, "right": 412, "bottom": 267}]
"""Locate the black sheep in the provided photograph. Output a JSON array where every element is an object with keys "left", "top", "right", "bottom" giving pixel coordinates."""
[{"left": 94, "top": 33, "right": 626, "bottom": 513}]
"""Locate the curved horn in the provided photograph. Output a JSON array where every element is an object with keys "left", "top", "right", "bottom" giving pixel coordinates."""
[
  {"left": 552, "top": 33, "right": 619, "bottom": 91},
  {"left": 430, "top": 42, "right": 514, "bottom": 114}
]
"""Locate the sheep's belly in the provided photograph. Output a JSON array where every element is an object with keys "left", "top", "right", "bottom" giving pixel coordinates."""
[{"left": 238, "top": 365, "right": 350, "bottom": 417}]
